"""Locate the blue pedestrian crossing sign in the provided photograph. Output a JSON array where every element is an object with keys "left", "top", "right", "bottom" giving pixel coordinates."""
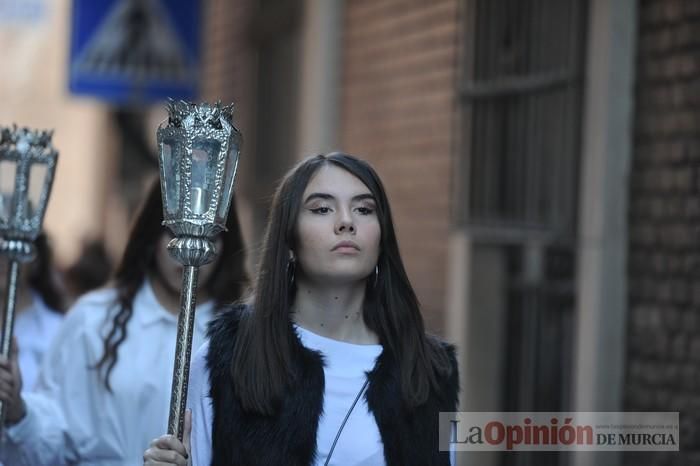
[{"left": 69, "top": 0, "right": 201, "bottom": 104}]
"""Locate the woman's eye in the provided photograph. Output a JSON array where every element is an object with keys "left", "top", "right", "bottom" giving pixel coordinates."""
[
  {"left": 356, "top": 206, "right": 375, "bottom": 215},
  {"left": 310, "top": 206, "right": 331, "bottom": 214}
]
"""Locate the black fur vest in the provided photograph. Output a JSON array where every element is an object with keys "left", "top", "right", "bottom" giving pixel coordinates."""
[{"left": 205, "top": 306, "right": 460, "bottom": 466}]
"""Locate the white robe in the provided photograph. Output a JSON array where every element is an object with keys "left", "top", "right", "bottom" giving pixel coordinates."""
[{"left": 0, "top": 281, "right": 214, "bottom": 466}]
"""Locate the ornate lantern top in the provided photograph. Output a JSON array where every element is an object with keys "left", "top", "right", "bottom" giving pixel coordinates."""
[
  {"left": 0, "top": 126, "right": 54, "bottom": 151},
  {"left": 157, "top": 100, "right": 242, "bottom": 239},
  {"left": 0, "top": 125, "right": 58, "bottom": 244},
  {"left": 165, "top": 100, "right": 235, "bottom": 130}
]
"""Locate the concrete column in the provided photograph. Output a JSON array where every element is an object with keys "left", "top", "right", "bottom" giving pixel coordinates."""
[{"left": 572, "top": 1, "right": 636, "bottom": 465}]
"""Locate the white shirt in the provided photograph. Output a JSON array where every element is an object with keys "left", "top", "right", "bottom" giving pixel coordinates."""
[
  {"left": 14, "top": 291, "right": 64, "bottom": 392},
  {"left": 0, "top": 281, "right": 214, "bottom": 466},
  {"left": 189, "top": 325, "right": 386, "bottom": 466},
  {"left": 301, "top": 326, "right": 385, "bottom": 466}
]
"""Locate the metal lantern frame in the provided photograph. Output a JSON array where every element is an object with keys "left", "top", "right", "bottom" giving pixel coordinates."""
[
  {"left": 157, "top": 100, "right": 241, "bottom": 239},
  {"left": 0, "top": 125, "right": 58, "bottom": 429},
  {"left": 0, "top": 126, "right": 58, "bottom": 245},
  {"left": 155, "top": 100, "right": 242, "bottom": 441}
]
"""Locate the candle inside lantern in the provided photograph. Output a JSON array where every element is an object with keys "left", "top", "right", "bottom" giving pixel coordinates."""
[
  {"left": 25, "top": 198, "right": 34, "bottom": 218},
  {"left": 16, "top": 196, "right": 32, "bottom": 218},
  {"left": 0, "top": 194, "right": 9, "bottom": 222},
  {"left": 191, "top": 187, "right": 206, "bottom": 214}
]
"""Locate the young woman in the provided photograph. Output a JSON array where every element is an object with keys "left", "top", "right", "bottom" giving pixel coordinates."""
[
  {"left": 144, "top": 153, "right": 459, "bottom": 466},
  {"left": 0, "top": 180, "right": 248, "bottom": 465}
]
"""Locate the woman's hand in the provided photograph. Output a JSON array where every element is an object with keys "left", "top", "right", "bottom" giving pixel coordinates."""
[
  {"left": 144, "top": 409, "right": 192, "bottom": 466},
  {"left": 0, "top": 337, "right": 26, "bottom": 425}
]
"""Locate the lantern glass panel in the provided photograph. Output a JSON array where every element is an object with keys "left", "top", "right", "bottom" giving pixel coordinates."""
[
  {"left": 161, "top": 139, "right": 181, "bottom": 216},
  {"left": 190, "top": 138, "right": 220, "bottom": 215},
  {"left": 0, "top": 160, "right": 17, "bottom": 223},
  {"left": 28, "top": 162, "right": 48, "bottom": 220},
  {"left": 217, "top": 142, "right": 239, "bottom": 221}
]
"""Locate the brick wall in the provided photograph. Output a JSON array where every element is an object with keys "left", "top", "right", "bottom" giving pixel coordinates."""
[
  {"left": 626, "top": 1, "right": 700, "bottom": 464},
  {"left": 200, "top": 0, "right": 265, "bottom": 263},
  {"left": 201, "top": 0, "right": 258, "bottom": 166},
  {"left": 340, "top": 0, "right": 460, "bottom": 332},
  {"left": 201, "top": 0, "right": 255, "bottom": 114}
]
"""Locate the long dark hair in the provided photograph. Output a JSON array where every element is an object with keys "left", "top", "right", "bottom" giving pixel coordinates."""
[
  {"left": 27, "top": 233, "right": 67, "bottom": 313},
  {"left": 95, "top": 180, "right": 248, "bottom": 391},
  {"left": 232, "top": 152, "right": 452, "bottom": 414}
]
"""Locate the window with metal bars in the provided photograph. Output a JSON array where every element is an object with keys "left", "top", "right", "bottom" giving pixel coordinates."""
[
  {"left": 459, "top": 3, "right": 589, "bottom": 465},
  {"left": 460, "top": 0, "right": 587, "bottom": 238}
]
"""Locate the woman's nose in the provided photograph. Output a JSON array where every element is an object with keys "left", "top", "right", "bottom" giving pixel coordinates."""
[{"left": 335, "top": 210, "right": 355, "bottom": 234}]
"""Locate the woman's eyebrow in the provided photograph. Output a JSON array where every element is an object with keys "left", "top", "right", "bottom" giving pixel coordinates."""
[
  {"left": 353, "top": 193, "right": 375, "bottom": 202},
  {"left": 303, "top": 192, "right": 375, "bottom": 203},
  {"left": 303, "top": 192, "right": 334, "bottom": 203}
]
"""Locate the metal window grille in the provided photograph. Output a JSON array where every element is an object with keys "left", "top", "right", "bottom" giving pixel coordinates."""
[
  {"left": 502, "top": 244, "right": 576, "bottom": 466},
  {"left": 459, "top": 2, "right": 589, "bottom": 465},
  {"left": 460, "top": 0, "right": 587, "bottom": 239}
]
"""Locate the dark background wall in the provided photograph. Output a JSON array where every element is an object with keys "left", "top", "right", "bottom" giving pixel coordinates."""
[{"left": 626, "top": 0, "right": 700, "bottom": 464}]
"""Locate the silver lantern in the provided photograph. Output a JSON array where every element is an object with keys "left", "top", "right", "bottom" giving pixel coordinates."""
[
  {"left": 0, "top": 125, "right": 58, "bottom": 427},
  {"left": 156, "top": 100, "right": 241, "bottom": 440}
]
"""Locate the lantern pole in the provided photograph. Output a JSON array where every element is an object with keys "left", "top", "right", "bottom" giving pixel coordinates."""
[
  {"left": 0, "top": 127, "right": 58, "bottom": 430},
  {"left": 157, "top": 101, "right": 241, "bottom": 441},
  {"left": 168, "top": 265, "right": 198, "bottom": 437},
  {"left": 0, "top": 241, "right": 33, "bottom": 426},
  {"left": 165, "top": 238, "right": 215, "bottom": 439}
]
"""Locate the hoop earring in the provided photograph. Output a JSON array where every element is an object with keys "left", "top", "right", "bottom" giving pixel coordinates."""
[
  {"left": 287, "top": 257, "right": 296, "bottom": 288},
  {"left": 373, "top": 264, "right": 379, "bottom": 288}
]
